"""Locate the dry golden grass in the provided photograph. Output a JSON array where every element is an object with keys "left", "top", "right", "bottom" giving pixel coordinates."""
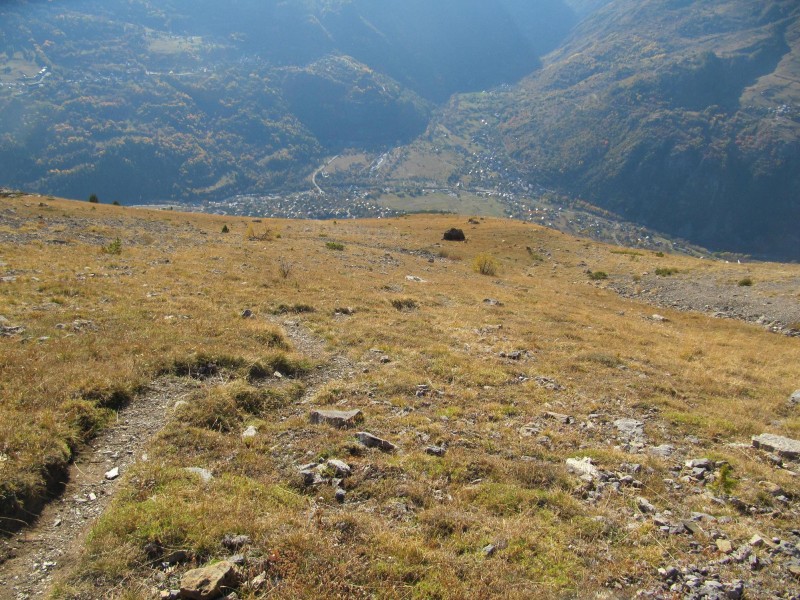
[{"left": 1, "top": 196, "right": 799, "bottom": 598}]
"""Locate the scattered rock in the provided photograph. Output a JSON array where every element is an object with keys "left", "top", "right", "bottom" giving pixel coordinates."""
[
  {"left": 309, "top": 409, "right": 364, "bottom": 429},
  {"left": 757, "top": 480, "right": 784, "bottom": 496},
  {"left": 787, "top": 389, "right": 800, "bottom": 407},
  {"left": 221, "top": 535, "right": 251, "bottom": 551},
  {"left": 650, "top": 314, "right": 669, "bottom": 322},
  {"left": 104, "top": 467, "right": 119, "bottom": 481},
  {"left": 163, "top": 550, "right": 190, "bottom": 565},
  {"left": 614, "top": 418, "right": 645, "bottom": 439},
  {"left": 405, "top": 275, "right": 426, "bottom": 283},
  {"left": 241, "top": 426, "right": 258, "bottom": 439},
  {"left": 649, "top": 444, "right": 675, "bottom": 458},
  {"left": 636, "top": 496, "right": 656, "bottom": 514},
  {"left": 752, "top": 433, "right": 800, "bottom": 459},
  {"left": 326, "top": 459, "right": 352, "bottom": 478},
  {"left": 483, "top": 298, "right": 503, "bottom": 307},
  {"left": 425, "top": 445, "right": 447, "bottom": 457},
  {"left": 180, "top": 561, "right": 239, "bottom": 600},
  {"left": 247, "top": 572, "right": 267, "bottom": 592},
  {"left": 333, "top": 307, "right": 354, "bottom": 316},
  {"left": 614, "top": 418, "right": 646, "bottom": 451},
  {"left": 443, "top": 228, "right": 466, "bottom": 242},
  {"left": 356, "top": 432, "right": 397, "bottom": 452},
  {"left": 542, "top": 411, "right": 574, "bottom": 425},
  {"left": 0, "top": 323, "right": 25, "bottom": 337},
  {"left": 185, "top": 467, "right": 214, "bottom": 483},
  {"left": 534, "top": 376, "right": 563, "bottom": 391},
  {"left": 241, "top": 309, "right": 253, "bottom": 319},
  {"left": 380, "top": 355, "right": 391, "bottom": 364},
  {"left": 716, "top": 539, "right": 733, "bottom": 554},
  {"left": 335, "top": 488, "right": 346, "bottom": 503},
  {"left": 482, "top": 539, "right": 508, "bottom": 557}
]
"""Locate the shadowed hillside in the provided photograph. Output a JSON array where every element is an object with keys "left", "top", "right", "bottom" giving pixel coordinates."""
[{"left": 492, "top": 0, "right": 800, "bottom": 259}]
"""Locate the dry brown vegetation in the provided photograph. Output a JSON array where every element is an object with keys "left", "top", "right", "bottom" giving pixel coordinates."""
[{"left": 1, "top": 196, "right": 799, "bottom": 599}]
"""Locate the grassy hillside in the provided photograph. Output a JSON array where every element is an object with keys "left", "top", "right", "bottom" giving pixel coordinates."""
[{"left": 1, "top": 194, "right": 799, "bottom": 598}]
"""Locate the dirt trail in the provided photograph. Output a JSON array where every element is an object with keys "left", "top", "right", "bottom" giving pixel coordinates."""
[
  {"left": 270, "top": 316, "right": 357, "bottom": 396},
  {"left": 0, "top": 377, "right": 198, "bottom": 600},
  {"left": 0, "top": 317, "right": 350, "bottom": 600}
]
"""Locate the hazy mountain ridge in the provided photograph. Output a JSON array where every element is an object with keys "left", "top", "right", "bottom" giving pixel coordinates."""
[{"left": 0, "top": 0, "right": 576, "bottom": 203}]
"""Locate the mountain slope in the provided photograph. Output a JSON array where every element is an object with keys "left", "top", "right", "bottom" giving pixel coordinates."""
[{"left": 493, "top": 0, "right": 800, "bottom": 259}]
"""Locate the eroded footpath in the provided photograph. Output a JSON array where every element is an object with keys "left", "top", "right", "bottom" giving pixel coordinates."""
[{"left": 0, "top": 378, "right": 200, "bottom": 600}]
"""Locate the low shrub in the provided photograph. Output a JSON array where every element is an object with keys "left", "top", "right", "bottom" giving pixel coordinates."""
[
  {"left": 391, "top": 298, "right": 418, "bottom": 311},
  {"left": 101, "top": 238, "right": 122, "bottom": 255},
  {"left": 473, "top": 253, "right": 499, "bottom": 276}
]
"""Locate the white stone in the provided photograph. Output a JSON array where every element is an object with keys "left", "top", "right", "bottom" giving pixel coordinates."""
[
  {"left": 185, "top": 467, "right": 214, "bottom": 483},
  {"left": 566, "top": 457, "right": 600, "bottom": 480}
]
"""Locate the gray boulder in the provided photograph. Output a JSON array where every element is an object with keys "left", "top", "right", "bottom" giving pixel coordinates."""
[{"left": 752, "top": 433, "right": 800, "bottom": 459}]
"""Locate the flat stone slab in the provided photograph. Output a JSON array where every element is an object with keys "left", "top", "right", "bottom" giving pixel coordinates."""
[
  {"left": 309, "top": 409, "right": 364, "bottom": 428},
  {"left": 752, "top": 433, "right": 800, "bottom": 459},
  {"left": 614, "top": 418, "right": 645, "bottom": 439},
  {"left": 356, "top": 431, "right": 397, "bottom": 452}
]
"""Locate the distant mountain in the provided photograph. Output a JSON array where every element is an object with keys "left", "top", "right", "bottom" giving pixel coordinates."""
[
  {"left": 0, "top": 0, "right": 576, "bottom": 203},
  {"left": 485, "top": 0, "right": 800, "bottom": 259}
]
